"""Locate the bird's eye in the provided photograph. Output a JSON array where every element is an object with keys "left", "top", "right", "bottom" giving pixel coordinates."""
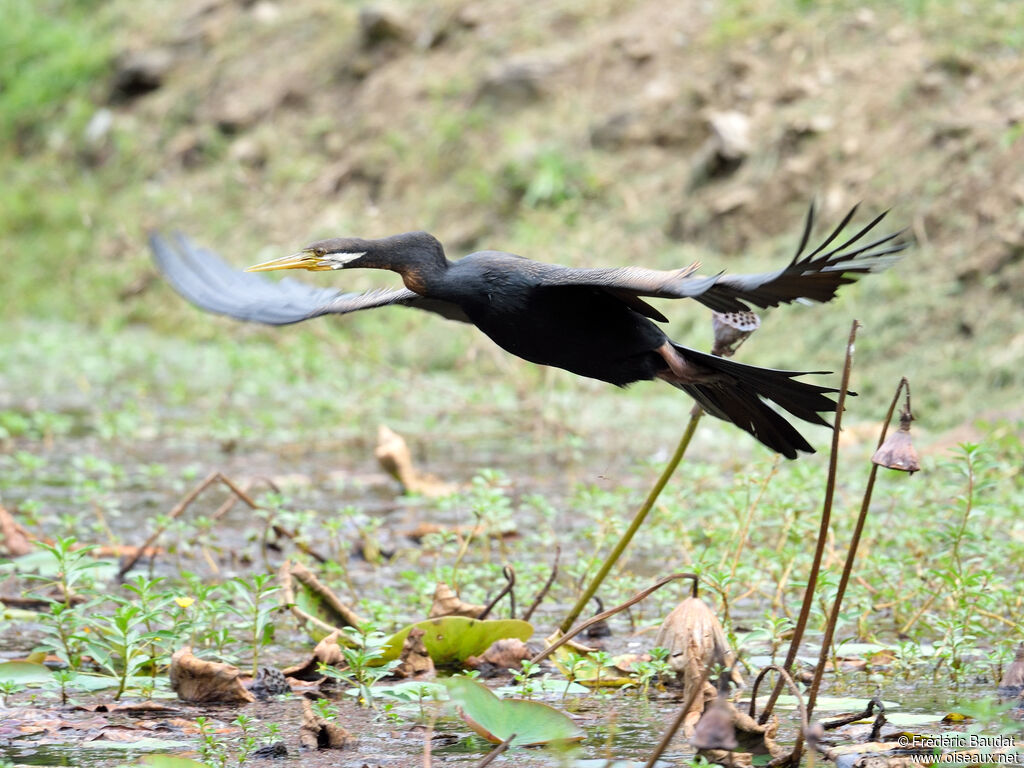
[{"left": 315, "top": 248, "right": 326, "bottom": 257}]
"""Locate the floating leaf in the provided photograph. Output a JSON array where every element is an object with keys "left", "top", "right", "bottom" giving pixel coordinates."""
[
  {"left": 0, "top": 661, "right": 52, "bottom": 685},
  {"left": 883, "top": 712, "right": 945, "bottom": 726},
  {"left": 494, "top": 678, "right": 589, "bottom": 697},
  {"left": 444, "top": 676, "right": 584, "bottom": 747},
  {"left": 2, "top": 607, "right": 41, "bottom": 621},
  {"left": 141, "top": 756, "right": 208, "bottom": 768},
  {"left": 940, "top": 712, "right": 973, "bottom": 724},
  {"left": 548, "top": 646, "right": 634, "bottom": 688},
  {"left": 751, "top": 695, "right": 900, "bottom": 712},
  {"left": 381, "top": 617, "right": 532, "bottom": 669},
  {"left": 362, "top": 680, "right": 449, "bottom": 702}
]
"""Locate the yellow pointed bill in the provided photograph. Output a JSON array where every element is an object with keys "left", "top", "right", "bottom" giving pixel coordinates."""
[{"left": 245, "top": 251, "right": 329, "bottom": 272}]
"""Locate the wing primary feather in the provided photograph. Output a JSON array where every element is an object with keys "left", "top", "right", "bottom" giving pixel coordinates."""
[
  {"left": 810, "top": 209, "right": 890, "bottom": 264},
  {"left": 791, "top": 200, "right": 817, "bottom": 265},
  {"left": 803, "top": 203, "right": 860, "bottom": 260}
]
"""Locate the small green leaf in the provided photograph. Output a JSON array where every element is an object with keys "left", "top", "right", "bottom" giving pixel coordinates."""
[{"left": 445, "top": 676, "right": 584, "bottom": 746}]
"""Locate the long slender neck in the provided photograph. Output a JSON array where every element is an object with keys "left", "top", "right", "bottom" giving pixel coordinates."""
[{"left": 366, "top": 232, "right": 449, "bottom": 295}]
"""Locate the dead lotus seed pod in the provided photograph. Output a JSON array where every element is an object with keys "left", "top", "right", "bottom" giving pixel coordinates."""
[
  {"left": 711, "top": 311, "right": 761, "bottom": 357},
  {"left": 871, "top": 410, "right": 920, "bottom": 474}
]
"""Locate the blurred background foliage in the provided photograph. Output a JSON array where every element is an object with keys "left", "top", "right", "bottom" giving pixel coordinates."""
[{"left": 2, "top": 0, "right": 1023, "bottom": 453}]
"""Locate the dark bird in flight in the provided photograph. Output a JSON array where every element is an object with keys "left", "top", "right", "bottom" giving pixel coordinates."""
[{"left": 150, "top": 205, "right": 905, "bottom": 459}]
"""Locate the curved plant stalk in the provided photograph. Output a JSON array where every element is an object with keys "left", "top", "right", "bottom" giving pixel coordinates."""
[
  {"left": 478, "top": 565, "right": 515, "bottom": 620},
  {"left": 533, "top": 572, "right": 698, "bottom": 665},
  {"left": 747, "top": 664, "right": 812, "bottom": 768},
  {"left": 642, "top": 665, "right": 711, "bottom": 768},
  {"left": 521, "top": 546, "right": 559, "bottom": 622},
  {"left": 746, "top": 664, "right": 810, "bottom": 733},
  {"left": 759, "top": 320, "right": 859, "bottom": 724},
  {"left": 793, "top": 377, "right": 915, "bottom": 758},
  {"left": 558, "top": 411, "right": 704, "bottom": 633}
]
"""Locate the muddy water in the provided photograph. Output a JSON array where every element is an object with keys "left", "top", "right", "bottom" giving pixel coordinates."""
[{"left": 0, "top": 436, "right": 1011, "bottom": 766}]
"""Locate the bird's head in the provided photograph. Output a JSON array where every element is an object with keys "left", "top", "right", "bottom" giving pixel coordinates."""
[
  {"left": 245, "top": 232, "right": 445, "bottom": 275},
  {"left": 245, "top": 238, "right": 374, "bottom": 273}
]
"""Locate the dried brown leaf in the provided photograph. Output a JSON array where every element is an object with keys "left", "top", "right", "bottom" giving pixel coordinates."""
[
  {"left": 428, "top": 582, "right": 485, "bottom": 619},
  {"left": 654, "top": 597, "right": 742, "bottom": 687},
  {"left": 466, "top": 638, "right": 531, "bottom": 671},
  {"left": 999, "top": 643, "right": 1024, "bottom": 694},
  {"left": 695, "top": 700, "right": 785, "bottom": 766},
  {"left": 282, "top": 630, "right": 346, "bottom": 680},
  {"left": 375, "top": 425, "right": 457, "bottom": 497},
  {"left": 299, "top": 699, "right": 350, "bottom": 750},
  {"left": 169, "top": 647, "right": 254, "bottom": 704},
  {"left": 392, "top": 627, "right": 435, "bottom": 679},
  {"left": 0, "top": 505, "right": 34, "bottom": 556}
]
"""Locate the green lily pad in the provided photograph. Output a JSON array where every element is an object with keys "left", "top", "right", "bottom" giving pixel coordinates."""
[
  {"left": 0, "top": 661, "right": 53, "bottom": 685},
  {"left": 445, "top": 676, "right": 585, "bottom": 747},
  {"left": 380, "top": 617, "right": 532, "bottom": 669}
]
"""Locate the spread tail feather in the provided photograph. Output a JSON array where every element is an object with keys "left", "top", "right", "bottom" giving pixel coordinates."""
[{"left": 666, "top": 343, "right": 843, "bottom": 459}]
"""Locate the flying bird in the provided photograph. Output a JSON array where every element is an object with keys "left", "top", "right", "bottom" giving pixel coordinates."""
[{"left": 150, "top": 205, "right": 905, "bottom": 458}]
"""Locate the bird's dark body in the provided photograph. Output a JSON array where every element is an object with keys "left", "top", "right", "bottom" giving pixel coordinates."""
[
  {"left": 437, "top": 252, "right": 667, "bottom": 386},
  {"left": 150, "top": 204, "right": 906, "bottom": 458}
]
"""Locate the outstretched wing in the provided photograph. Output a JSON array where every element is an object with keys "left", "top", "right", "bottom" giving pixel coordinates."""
[
  {"left": 695, "top": 203, "right": 907, "bottom": 312},
  {"left": 529, "top": 204, "right": 907, "bottom": 313},
  {"left": 149, "top": 232, "right": 470, "bottom": 325}
]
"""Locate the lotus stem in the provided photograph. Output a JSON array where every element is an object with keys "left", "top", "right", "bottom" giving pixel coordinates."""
[
  {"left": 759, "top": 320, "right": 859, "bottom": 724},
  {"left": 558, "top": 408, "right": 703, "bottom": 634}
]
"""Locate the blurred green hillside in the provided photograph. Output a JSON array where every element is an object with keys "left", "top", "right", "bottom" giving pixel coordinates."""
[{"left": 3, "top": 0, "right": 1023, "bottom": 449}]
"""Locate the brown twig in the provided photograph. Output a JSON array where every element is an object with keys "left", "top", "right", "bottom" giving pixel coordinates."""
[
  {"left": 759, "top": 321, "right": 859, "bottom": 725},
  {"left": 210, "top": 475, "right": 281, "bottom": 522},
  {"left": 747, "top": 664, "right": 809, "bottom": 731},
  {"left": 530, "top": 572, "right": 698, "bottom": 666},
  {"left": 120, "top": 471, "right": 327, "bottom": 580},
  {"left": 521, "top": 546, "right": 559, "bottom": 621},
  {"left": 821, "top": 695, "right": 886, "bottom": 740},
  {"left": 475, "top": 732, "right": 517, "bottom": 766},
  {"left": 479, "top": 565, "right": 516, "bottom": 620},
  {"left": 118, "top": 471, "right": 222, "bottom": 579},
  {"left": 747, "top": 664, "right": 811, "bottom": 768}
]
